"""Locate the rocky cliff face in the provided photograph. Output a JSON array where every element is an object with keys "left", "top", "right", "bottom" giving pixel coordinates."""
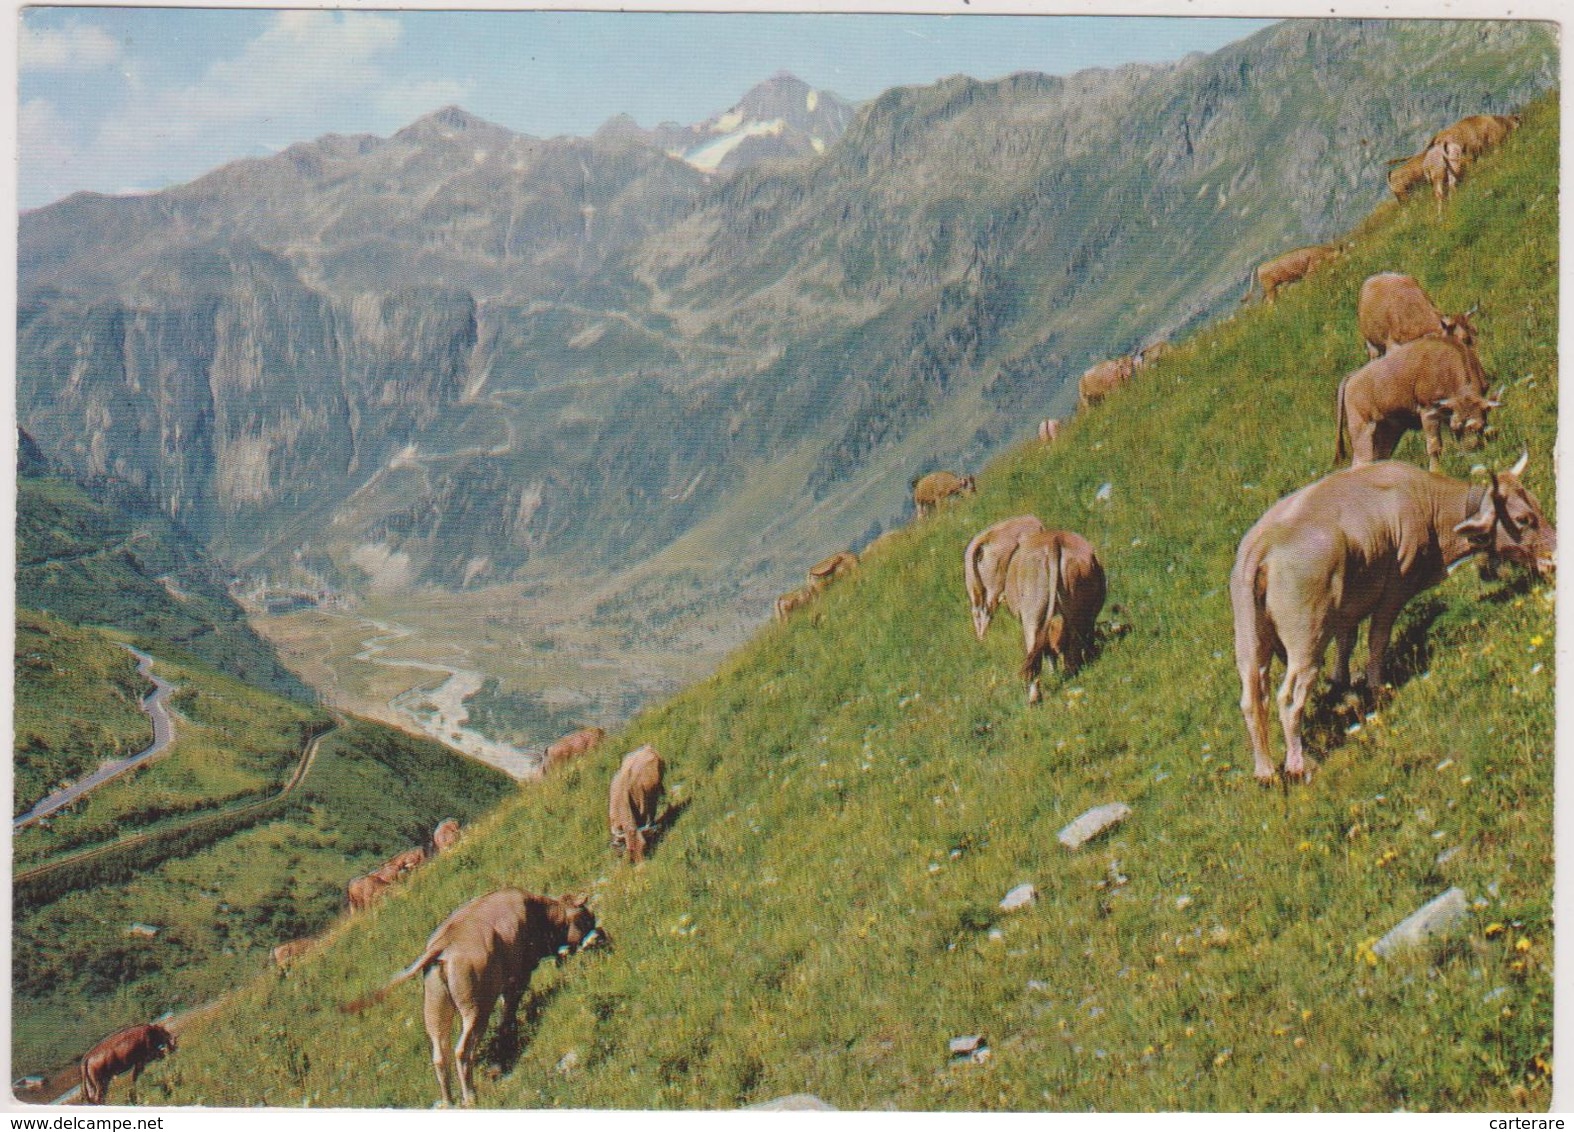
[{"left": 17, "top": 23, "right": 1558, "bottom": 602}]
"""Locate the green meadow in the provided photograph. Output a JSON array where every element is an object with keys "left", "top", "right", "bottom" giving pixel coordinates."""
[{"left": 141, "top": 95, "right": 1556, "bottom": 1111}]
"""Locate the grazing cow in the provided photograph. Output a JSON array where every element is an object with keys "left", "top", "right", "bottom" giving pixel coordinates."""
[
  {"left": 912, "top": 471, "right": 976, "bottom": 518},
  {"left": 1038, "top": 418, "right": 1061, "bottom": 445},
  {"left": 1001, "top": 529, "right": 1107, "bottom": 704},
  {"left": 807, "top": 551, "right": 858, "bottom": 588},
  {"left": 272, "top": 938, "right": 316, "bottom": 967},
  {"left": 1242, "top": 244, "right": 1343, "bottom": 305},
  {"left": 1429, "top": 113, "right": 1519, "bottom": 162},
  {"left": 774, "top": 584, "right": 818, "bottom": 622},
  {"left": 1077, "top": 356, "right": 1136, "bottom": 409},
  {"left": 1231, "top": 456, "right": 1553, "bottom": 784},
  {"left": 963, "top": 514, "right": 1047, "bottom": 640},
  {"left": 432, "top": 818, "right": 462, "bottom": 854},
  {"left": 1386, "top": 151, "right": 1428, "bottom": 201},
  {"left": 609, "top": 745, "right": 665, "bottom": 864},
  {"left": 1138, "top": 341, "right": 1171, "bottom": 366},
  {"left": 1421, "top": 141, "right": 1465, "bottom": 217},
  {"left": 1357, "top": 273, "right": 1476, "bottom": 359},
  {"left": 1335, "top": 336, "right": 1499, "bottom": 473},
  {"left": 543, "top": 727, "right": 606, "bottom": 774},
  {"left": 80, "top": 1022, "right": 176, "bottom": 1105},
  {"left": 348, "top": 859, "right": 414, "bottom": 912},
  {"left": 346, "top": 890, "right": 606, "bottom": 1107},
  {"left": 383, "top": 846, "right": 429, "bottom": 875}
]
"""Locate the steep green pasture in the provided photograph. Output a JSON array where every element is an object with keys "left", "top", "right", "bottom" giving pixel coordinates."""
[{"left": 151, "top": 96, "right": 1556, "bottom": 1111}]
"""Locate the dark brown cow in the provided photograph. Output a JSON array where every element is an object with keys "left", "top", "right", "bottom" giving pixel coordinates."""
[
  {"left": 1243, "top": 244, "right": 1343, "bottom": 305},
  {"left": 1038, "top": 418, "right": 1061, "bottom": 445},
  {"left": 346, "top": 890, "right": 605, "bottom": 1107},
  {"left": 609, "top": 745, "right": 665, "bottom": 864},
  {"left": 964, "top": 514, "right": 1046, "bottom": 640},
  {"left": 1077, "top": 356, "right": 1136, "bottom": 409},
  {"left": 1357, "top": 273, "right": 1475, "bottom": 360},
  {"left": 807, "top": 551, "right": 858, "bottom": 588},
  {"left": 1335, "top": 337, "right": 1499, "bottom": 473},
  {"left": 912, "top": 471, "right": 976, "bottom": 517},
  {"left": 1000, "top": 529, "right": 1107, "bottom": 704},
  {"left": 543, "top": 727, "right": 606, "bottom": 774},
  {"left": 432, "top": 818, "right": 461, "bottom": 853},
  {"left": 1231, "top": 456, "right": 1554, "bottom": 783},
  {"left": 80, "top": 1022, "right": 176, "bottom": 1104}
]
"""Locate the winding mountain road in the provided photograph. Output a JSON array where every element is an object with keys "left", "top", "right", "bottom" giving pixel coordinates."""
[{"left": 13, "top": 646, "right": 178, "bottom": 831}]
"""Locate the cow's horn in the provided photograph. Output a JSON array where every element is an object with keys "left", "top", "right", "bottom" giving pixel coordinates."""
[{"left": 1508, "top": 451, "right": 1530, "bottom": 479}]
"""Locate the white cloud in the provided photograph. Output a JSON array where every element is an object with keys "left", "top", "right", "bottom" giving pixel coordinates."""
[{"left": 20, "top": 21, "right": 123, "bottom": 73}]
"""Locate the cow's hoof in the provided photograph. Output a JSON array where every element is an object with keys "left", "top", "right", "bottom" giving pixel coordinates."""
[{"left": 1254, "top": 771, "right": 1278, "bottom": 787}]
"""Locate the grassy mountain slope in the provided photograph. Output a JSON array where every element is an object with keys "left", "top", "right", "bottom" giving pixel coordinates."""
[{"left": 137, "top": 95, "right": 1554, "bottom": 1112}]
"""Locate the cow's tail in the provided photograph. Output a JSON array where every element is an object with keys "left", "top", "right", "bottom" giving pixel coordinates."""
[
  {"left": 1333, "top": 376, "right": 1350, "bottom": 465},
  {"left": 1240, "top": 269, "right": 1259, "bottom": 305},
  {"left": 1020, "top": 543, "right": 1065, "bottom": 684},
  {"left": 340, "top": 942, "right": 443, "bottom": 1014}
]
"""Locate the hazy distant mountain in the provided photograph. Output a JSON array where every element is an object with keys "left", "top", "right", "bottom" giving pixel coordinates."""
[{"left": 16, "top": 21, "right": 1558, "bottom": 649}]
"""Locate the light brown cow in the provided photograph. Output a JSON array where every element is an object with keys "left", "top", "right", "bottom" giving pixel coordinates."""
[
  {"left": 345, "top": 889, "right": 605, "bottom": 1107},
  {"left": 774, "top": 584, "right": 818, "bottom": 622},
  {"left": 1038, "top": 418, "right": 1061, "bottom": 445},
  {"left": 80, "top": 1022, "right": 176, "bottom": 1104},
  {"left": 1242, "top": 244, "right": 1343, "bottom": 305},
  {"left": 912, "top": 471, "right": 976, "bottom": 517},
  {"left": 1357, "top": 273, "right": 1476, "bottom": 360},
  {"left": 609, "top": 744, "right": 665, "bottom": 864},
  {"left": 1231, "top": 456, "right": 1554, "bottom": 784},
  {"left": 807, "top": 551, "right": 858, "bottom": 588},
  {"left": 382, "top": 846, "right": 429, "bottom": 875},
  {"left": 543, "top": 727, "right": 606, "bottom": 774},
  {"left": 272, "top": 938, "right": 316, "bottom": 967},
  {"left": 963, "top": 514, "right": 1046, "bottom": 640},
  {"left": 1386, "top": 151, "right": 1428, "bottom": 202},
  {"left": 432, "top": 818, "right": 462, "bottom": 853},
  {"left": 1421, "top": 141, "right": 1464, "bottom": 218},
  {"left": 1429, "top": 113, "right": 1519, "bottom": 161},
  {"left": 1000, "top": 529, "right": 1107, "bottom": 704},
  {"left": 348, "top": 859, "right": 414, "bottom": 912},
  {"left": 1077, "top": 356, "right": 1136, "bottom": 409},
  {"left": 1335, "top": 337, "right": 1499, "bottom": 472}
]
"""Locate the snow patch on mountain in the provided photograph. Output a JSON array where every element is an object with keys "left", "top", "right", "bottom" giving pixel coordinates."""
[{"left": 684, "top": 119, "right": 788, "bottom": 173}]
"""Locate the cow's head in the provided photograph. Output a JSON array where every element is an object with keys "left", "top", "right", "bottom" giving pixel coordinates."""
[
  {"left": 1454, "top": 453, "right": 1556, "bottom": 579},
  {"left": 150, "top": 1025, "right": 177, "bottom": 1057},
  {"left": 1438, "top": 388, "right": 1500, "bottom": 449},
  {"left": 1440, "top": 310, "right": 1477, "bottom": 348},
  {"left": 554, "top": 893, "right": 608, "bottom": 959}
]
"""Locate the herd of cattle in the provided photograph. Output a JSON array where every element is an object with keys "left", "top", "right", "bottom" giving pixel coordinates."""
[{"left": 70, "top": 108, "right": 1547, "bottom": 1109}]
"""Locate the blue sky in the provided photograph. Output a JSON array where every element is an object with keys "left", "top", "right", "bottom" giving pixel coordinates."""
[{"left": 17, "top": 8, "right": 1277, "bottom": 211}]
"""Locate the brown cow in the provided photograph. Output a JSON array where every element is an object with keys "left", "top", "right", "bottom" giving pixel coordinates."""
[
  {"left": 1429, "top": 113, "right": 1519, "bottom": 161},
  {"left": 1138, "top": 341, "right": 1171, "bottom": 366},
  {"left": 346, "top": 889, "right": 605, "bottom": 1107},
  {"left": 1243, "top": 244, "right": 1343, "bottom": 305},
  {"left": 1421, "top": 141, "right": 1464, "bottom": 218},
  {"left": 272, "top": 938, "right": 316, "bottom": 967},
  {"left": 348, "top": 858, "right": 415, "bottom": 912},
  {"left": 1077, "top": 355, "right": 1136, "bottom": 409},
  {"left": 1000, "top": 529, "right": 1107, "bottom": 704},
  {"left": 80, "top": 1022, "right": 176, "bottom": 1104},
  {"left": 912, "top": 471, "right": 976, "bottom": 517},
  {"left": 1335, "top": 337, "right": 1499, "bottom": 473},
  {"left": 1038, "top": 418, "right": 1061, "bottom": 445},
  {"left": 1230, "top": 456, "right": 1554, "bottom": 784},
  {"left": 807, "top": 551, "right": 858, "bottom": 588},
  {"left": 1386, "top": 151, "right": 1428, "bottom": 202},
  {"left": 383, "top": 846, "right": 429, "bottom": 875},
  {"left": 432, "top": 818, "right": 462, "bottom": 853},
  {"left": 609, "top": 744, "right": 665, "bottom": 864},
  {"left": 963, "top": 514, "right": 1046, "bottom": 640},
  {"left": 774, "top": 584, "right": 818, "bottom": 622},
  {"left": 1357, "top": 273, "right": 1476, "bottom": 360},
  {"left": 543, "top": 726, "right": 605, "bottom": 773}
]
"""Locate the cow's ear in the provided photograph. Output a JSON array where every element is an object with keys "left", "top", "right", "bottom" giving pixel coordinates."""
[{"left": 566, "top": 893, "right": 588, "bottom": 908}]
